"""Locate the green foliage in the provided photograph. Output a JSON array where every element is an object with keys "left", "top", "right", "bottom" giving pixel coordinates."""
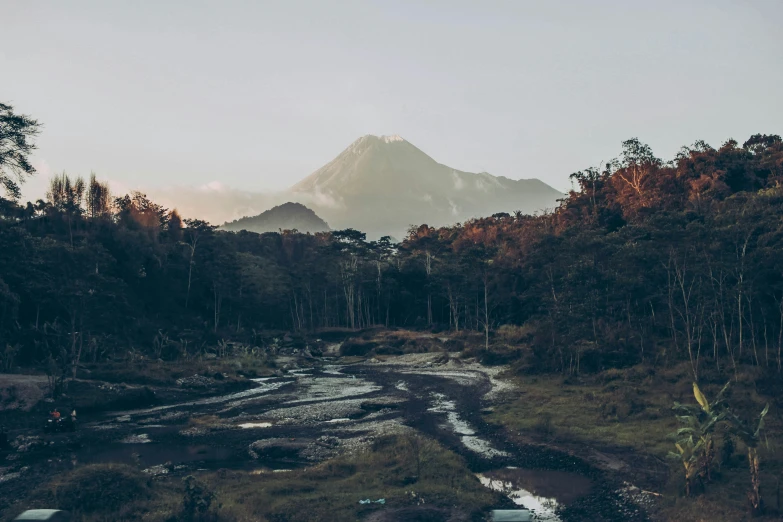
[
  {"left": 0, "top": 102, "right": 41, "bottom": 201},
  {"left": 669, "top": 382, "right": 732, "bottom": 494},
  {"left": 1, "top": 118, "right": 783, "bottom": 376},
  {"left": 670, "top": 380, "right": 775, "bottom": 513}
]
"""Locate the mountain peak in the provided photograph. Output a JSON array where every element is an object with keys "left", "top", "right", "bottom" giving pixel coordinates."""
[
  {"left": 380, "top": 134, "right": 405, "bottom": 143},
  {"left": 221, "top": 201, "right": 329, "bottom": 234},
  {"left": 288, "top": 134, "right": 563, "bottom": 238},
  {"left": 353, "top": 134, "right": 407, "bottom": 145}
]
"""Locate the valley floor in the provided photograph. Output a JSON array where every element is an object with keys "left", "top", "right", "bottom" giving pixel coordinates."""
[{"left": 0, "top": 331, "right": 780, "bottom": 521}]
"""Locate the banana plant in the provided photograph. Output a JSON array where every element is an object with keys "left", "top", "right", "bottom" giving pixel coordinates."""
[
  {"left": 667, "top": 435, "right": 703, "bottom": 496},
  {"left": 724, "top": 403, "right": 770, "bottom": 515},
  {"left": 671, "top": 382, "right": 730, "bottom": 487}
]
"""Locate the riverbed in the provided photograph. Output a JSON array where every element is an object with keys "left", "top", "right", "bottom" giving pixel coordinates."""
[{"left": 0, "top": 352, "right": 653, "bottom": 520}]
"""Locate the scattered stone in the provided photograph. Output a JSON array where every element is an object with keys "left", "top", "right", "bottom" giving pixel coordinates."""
[
  {"left": 317, "top": 435, "right": 340, "bottom": 448},
  {"left": 13, "top": 435, "right": 44, "bottom": 453},
  {"left": 0, "top": 470, "right": 22, "bottom": 484},
  {"left": 176, "top": 374, "right": 215, "bottom": 388},
  {"left": 142, "top": 464, "right": 169, "bottom": 476},
  {"left": 120, "top": 433, "right": 151, "bottom": 444},
  {"left": 180, "top": 427, "right": 209, "bottom": 436}
]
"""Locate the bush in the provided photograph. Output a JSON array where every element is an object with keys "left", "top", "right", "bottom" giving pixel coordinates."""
[
  {"left": 479, "top": 344, "right": 523, "bottom": 365},
  {"left": 181, "top": 475, "right": 215, "bottom": 521},
  {"left": 56, "top": 463, "right": 151, "bottom": 514},
  {"left": 339, "top": 339, "right": 377, "bottom": 356},
  {"left": 443, "top": 339, "right": 465, "bottom": 352},
  {"left": 496, "top": 324, "right": 534, "bottom": 343}
]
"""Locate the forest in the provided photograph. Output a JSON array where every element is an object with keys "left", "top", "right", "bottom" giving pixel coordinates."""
[{"left": 1, "top": 101, "right": 782, "bottom": 383}]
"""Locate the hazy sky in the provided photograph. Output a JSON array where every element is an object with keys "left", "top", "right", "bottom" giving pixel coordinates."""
[{"left": 4, "top": 0, "right": 782, "bottom": 202}]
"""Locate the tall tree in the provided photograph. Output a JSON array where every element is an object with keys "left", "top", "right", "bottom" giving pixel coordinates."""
[
  {"left": 85, "top": 173, "right": 111, "bottom": 218},
  {"left": 0, "top": 102, "right": 41, "bottom": 201}
]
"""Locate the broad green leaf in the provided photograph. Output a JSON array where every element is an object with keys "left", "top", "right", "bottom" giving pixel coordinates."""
[{"left": 715, "top": 381, "right": 731, "bottom": 402}]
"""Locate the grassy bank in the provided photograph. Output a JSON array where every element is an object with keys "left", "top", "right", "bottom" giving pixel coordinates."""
[
  {"left": 486, "top": 362, "right": 783, "bottom": 521},
  {"left": 9, "top": 433, "right": 499, "bottom": 522}
]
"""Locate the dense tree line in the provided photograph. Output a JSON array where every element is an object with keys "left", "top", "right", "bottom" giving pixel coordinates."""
[{"left": 1, "top": 103, "right": 782, "bottom": 378}]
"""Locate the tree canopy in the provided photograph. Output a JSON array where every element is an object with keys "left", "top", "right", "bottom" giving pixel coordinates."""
[{"left": 1, "top": 126, "right": 782, "bottom": 380}]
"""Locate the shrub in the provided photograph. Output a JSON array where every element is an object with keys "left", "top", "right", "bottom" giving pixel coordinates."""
[
  {"left": 479, "top": 344, "right": 523, "bottom": 365},
  {"left": 496, "top": 323, "right": 534, "bottom": 342},
  {"left": 181, "top": 475, "right": 215, "bottom": 521},
  {"left": 442, "top": 339, "right": 465, "bottom": 352},
  {"left": 339, "top": 339, "right": 377, "bottom": 356},
  {"left": 56, "top": 463, "right": 151, "bottom": 514}
]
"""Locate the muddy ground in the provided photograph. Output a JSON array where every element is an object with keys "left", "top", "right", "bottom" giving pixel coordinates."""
[{"left": 0, "top": 348, "right": 664, "bottom": 521}]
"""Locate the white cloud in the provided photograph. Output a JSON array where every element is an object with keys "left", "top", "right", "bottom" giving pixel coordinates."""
[
  {"left": 451, "top": 170, "right": 464, "bottom": 190},
  {"left": 199, "top": 180, "right": 227, "bottom": 192},
  {"left": 300, "top": 183, "right": 343, "bottom": 210},
  {"left": 448, "top": 198, "right": 459, "bottom": 216}
]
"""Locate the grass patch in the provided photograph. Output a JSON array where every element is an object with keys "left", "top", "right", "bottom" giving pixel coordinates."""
[
  {"left": 487, "top": 362, "right": 783, "bottom": 520},
  {"left": 202, "top": 433, "right": 499, "bottom": 521},
  {"left": 11, "top": 433, "right": 498, "bottom": 522}
]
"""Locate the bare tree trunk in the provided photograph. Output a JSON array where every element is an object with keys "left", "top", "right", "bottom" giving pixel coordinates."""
[
  {"left": 186, "top": 244, "right": 196, "bottom": 308},
  {"left": 748, "top": 447, "right": 763, "bottom": 515},
  {"left": 213, "top": 283, "right": 222, "bottom": 332},
  {"left": 425, "top": 251, "right": 433, "bottom": 326},
  {"left": 484, "top": 275, "right": 489, "bottom": 351},
  {"left": 777, "top": 297, "right": 783, "bottom": 373}
]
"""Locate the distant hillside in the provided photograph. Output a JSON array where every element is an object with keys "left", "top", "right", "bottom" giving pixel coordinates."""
[
  {"left": 222, "top": 202, "right": 329, "bottom": 234},
  {"left": 289, "top": 134, "right": 563, "bottom": 239}
]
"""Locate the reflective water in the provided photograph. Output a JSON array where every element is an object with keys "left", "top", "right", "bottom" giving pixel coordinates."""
[{"left": 477, "top": 467, "right": 592, "bottom": 521}]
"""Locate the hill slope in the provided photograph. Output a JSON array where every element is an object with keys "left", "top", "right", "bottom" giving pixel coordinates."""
[
  {"left": 290, "top": 134, "right": 563, "bottom": 238},
  {"left": 222, "top": 202, "right": 329, "bottom": 234}
]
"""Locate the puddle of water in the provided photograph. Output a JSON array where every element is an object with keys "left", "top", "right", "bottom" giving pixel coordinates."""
[
  {"left": 251, "top": 468, "right": 294, "bottom": 474},
  {"left": 428, "top": 393, "right": 508, "bottom": 457},
  {"left": 477, "top": 468, "right": 592, "bottom": 521},
  {"left": 78, "top": 443, "right": 235, "bottom": 467},
  {"left": 238, "top": 422, "right": 272, "bottom": 429}
]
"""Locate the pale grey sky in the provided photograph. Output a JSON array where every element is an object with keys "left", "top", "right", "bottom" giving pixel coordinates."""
[{"left": 3, "top": 0, "right": 782, "bottom": 202}]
